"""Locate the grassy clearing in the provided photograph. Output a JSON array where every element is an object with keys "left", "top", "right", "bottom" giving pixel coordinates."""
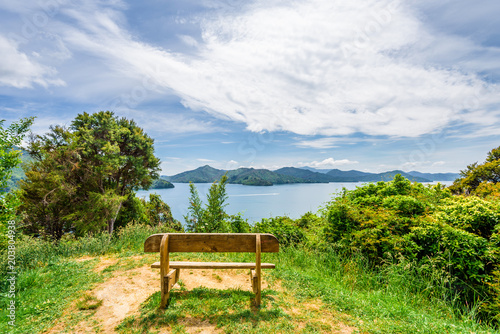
[
  {"left": 273, "top": 247, "right": 498, "bottom": 334},
  {"left": 113, "top": 248, "right": 499, "bottom": 333},
  {"left": 1, "top": 224, "right": 499, "bottom": 333},
  {"left": 115, "top": 272, "right": 350, "bottom": 334},
  {"left": 0, "top": 258, "right": 103, "bottom": 333}
]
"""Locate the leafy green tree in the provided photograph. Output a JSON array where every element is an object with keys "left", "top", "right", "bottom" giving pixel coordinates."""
[
  {"left": 70, "top": 111, "right": 161, "bottom": 233},
  {"left": 322, "top": 175, "right": 451, "bottom": 261},
  {"left": 450, "top": 145, "right": 500, "bottom": 195},
  {"left": 204, "top": 174, "right": 229, "bottom": 232},
  {"left": 185, "top": 174, "right": 245, "bottom": 233},
  {"left": 0, "top": 117, "right": 34, "bottom": 248},
  {"left": 0, "top": 118, "right": 34, "bottom": 190},
  {"left": 19, "top": 111, "right": 161, "bottom": 239},
  {"left": 185, "top": 182, "right": 204, "bottom": 232},
  {"left": 115, "top": 193, "right": 182, "bottom": 231},
  {"left": 253, "top": 216, "right": 305, "bottom": 246},
  {"left": 143, "top": 194, "right": 182, "bottom": 230}
]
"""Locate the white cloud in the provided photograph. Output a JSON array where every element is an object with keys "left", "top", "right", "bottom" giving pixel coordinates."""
[
  {"left": 298, "top": 158, "right": 359, "bottom": 168},
  {"left": 0, "top": 35, "right": 65, "bottom": 88},
  {"left": 108, "top": 108, "right": 221, "bottom": 135},
  {"left": 295, "top": 138, "right": 338, "bottom": 149},
  {"left": 178, "top": 34, "right": 199, "bottom": 48},
  {"left": 3, "top": 0, "right": 500, "bottom": 138}
]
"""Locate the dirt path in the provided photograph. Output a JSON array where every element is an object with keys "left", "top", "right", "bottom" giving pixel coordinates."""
[
  {"left": 46, "top": 256, "right": 159, "bottom": 333},
  {"left": 46, "top": 255, "right": 356, "bottom": 334}
]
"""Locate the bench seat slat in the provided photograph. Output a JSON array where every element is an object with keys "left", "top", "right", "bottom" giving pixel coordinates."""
[{"left": 151, "top": 261, "right": 275, "bottom": 270}]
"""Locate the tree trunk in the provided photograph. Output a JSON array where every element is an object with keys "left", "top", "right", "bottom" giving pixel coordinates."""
[{"left": 108, "top": 201, "right": 123, "bottom": 235}]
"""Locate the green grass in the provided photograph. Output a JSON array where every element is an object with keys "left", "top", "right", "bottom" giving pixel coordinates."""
[
  {"left": 76, "top": 293, "right": 103, "bottom": 310},
  {"left": 1, "top": 224, "right": 499, "bottom": 333},
  {"left": 116, "top": 287, "right": 292, "bottom": 334},
  {"left": 272, "top": 247, "right": 498, "bottom": 333},
  {"left": 0, "top": 259, "right": 103, "bottom": 334}
]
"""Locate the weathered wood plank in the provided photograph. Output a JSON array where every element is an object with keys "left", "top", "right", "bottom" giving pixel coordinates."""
[
  {"left": 151, "top": 261, "right": 276, "bottom": 269},
  {"left": 160, "top": 234, "right": 170, "bottom": 309},
  {"left": 250, "top": 269, "right": 258, "bottom": 294},
  {"left": 144, "top": 233, "right": 279, "bottom": 253},
  {"left": 166, "top": 269, "right": 177, "bottom": 290},
  {"left": 255, "top": 234, "right": 262, "bottom": 307}
]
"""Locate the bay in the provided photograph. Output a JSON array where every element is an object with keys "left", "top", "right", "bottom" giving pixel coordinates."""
[{"left": 136, "top": 181, "right": 453, "bottom": 224}]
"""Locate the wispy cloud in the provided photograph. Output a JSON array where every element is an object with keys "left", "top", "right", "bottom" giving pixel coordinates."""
[
  {"left": 0, "top": 36, "right": 65, "bottom": 88},
  {"left": 298, "top": 158, "right": 359, "bottom": 169},
  {"left": 2, "top": 0, "right": 500, "bottom": 140},
  {"left": 295, "top": 138, "right": 339, "bottom": 149},
  {"left": 93, "top": 0, "right": 499, "bottom": 137}
]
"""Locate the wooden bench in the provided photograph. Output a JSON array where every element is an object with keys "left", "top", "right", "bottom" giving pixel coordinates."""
[{"left": 144, "top": 233, "right": 279, "bottom": 308}]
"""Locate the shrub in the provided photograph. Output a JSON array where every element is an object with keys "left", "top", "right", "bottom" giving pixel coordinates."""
[
  {"left": 296, "top": 211, "right": 321, "bottom": 229},
  {"left": 436, "top": 196, "right": 500, "bottom": 239},
  {"left": 253, "top": 216, "right": 304, "bottom": 246},
  {"left": 116, "top": 193, "right": 183, "bottom": 232},
  {"left": 227, "top": 213, "right": 251, "bottom": 233},
  {"left": 323, "top": 200, "right": 359, "bottom": 243},
  {"left": 382, "top": 195, "right": 426, "bottom": 217},
  {"left": 403, "top": 222, "right": 492, "bottom": 295}
]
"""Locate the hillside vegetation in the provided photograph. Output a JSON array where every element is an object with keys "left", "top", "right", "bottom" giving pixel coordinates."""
[{"left": 167, "top": 165, "right": 459, "bottom": 185}]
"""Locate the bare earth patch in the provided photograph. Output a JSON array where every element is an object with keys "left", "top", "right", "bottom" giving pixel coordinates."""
[
  {"left": 177, "top": 317, "right": 223, "bottom": 334},
  {"left": 179, "top": 268, "right": 268, "bottom": 291},
  {"left": 46, "top": 255, "right": 356, "bottom": 334},
  {"left": 91, "top": 266, "right": 158, "bottom": 332},
  {"left": 93, "top": 257, "right": 120, "bottom": 273},
  {"left": 45, "top": 257, "right": 157, "bottom": 334}
]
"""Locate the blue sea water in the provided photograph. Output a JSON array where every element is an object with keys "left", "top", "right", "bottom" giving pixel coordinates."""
[{"left": 136, "top": 181, "right": 453, "bottom": 224}]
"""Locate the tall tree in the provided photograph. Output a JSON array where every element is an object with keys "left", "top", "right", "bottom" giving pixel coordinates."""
[
  {"left": 70, "top": 111, "right": 160, "bottom": 233},
  {"left": 450, "top": 145, "right": 500, "bottom": 196},
  {"left": 185, "top": 182, "right": 205, "bottom": 232},
  {"left": 0, "top": 117, "right": 34, "bottom": 248},
  {"left": 184, "top": 175, "right": 230, "bottom": 232},
  {"left": 19, "top": 112, "right": 160, "bottom": 239},
  {"left": 205, "top": 174, "right": 229, "bottom": 232}
]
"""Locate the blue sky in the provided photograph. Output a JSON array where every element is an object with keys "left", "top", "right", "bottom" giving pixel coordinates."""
[{"left": 1, "top": 0, "right": 499, "bottom": 175}]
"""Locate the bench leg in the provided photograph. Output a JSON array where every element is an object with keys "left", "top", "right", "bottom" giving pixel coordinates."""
[
  {"left": 175, "top": 268, "right": 181, "bottom": 285},
  {"left": 255, "top": 235, "right": 262, "bottom": 307},
  {"left": 160, "top": 274, "right": 169, "bottom": 308},
  {"left": 255, "top": 275, "right": 261, "bottom": 307},
  {"left": 160, "top": 234, "right": 170, "bottom": 309},
  {"left": 250, "top": 269, "right": 258, "bottom": 294},
  {"left": 161, "top": 269, "right": 178, "bottom": 308}
]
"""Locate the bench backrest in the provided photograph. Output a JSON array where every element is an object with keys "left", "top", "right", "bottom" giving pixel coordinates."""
[{"left": 144, "top": 233, "right": 279, "bottom": 253}]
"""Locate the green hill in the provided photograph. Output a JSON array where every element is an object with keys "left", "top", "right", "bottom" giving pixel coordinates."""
[
  {"left": 168, "top": 165, "right": 456, "bottom": 185},
  {"left": 169, "top": 165, "right": 225, "bottom": 183},
  {"left": 274, "top": 167, "right": 331, "bottom": 183},
  {"left": 407, "top": 171, "right": 460, "bottom": 181},
  {"left": 226, "top": 168, "right": 305, "bottom": 186},
  {"left": 168, "top": 166, "right": 310, "bottom": 186},
  {"left": 359, "top": 170, "right": 430, "bottom": 182},
  {"left": 150, "top": 179, "right": 175, "bottom": 189},
  {"left": 326, "top": 169, "right": 373, "bottom": 182},
  {"left": 325, "top": 169, "right": 432, "bottom": 182}
]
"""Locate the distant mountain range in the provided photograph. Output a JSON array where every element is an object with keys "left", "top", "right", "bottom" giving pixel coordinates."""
[{"left": 164, "top": 165, "right": 460, "bottom": 186}]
